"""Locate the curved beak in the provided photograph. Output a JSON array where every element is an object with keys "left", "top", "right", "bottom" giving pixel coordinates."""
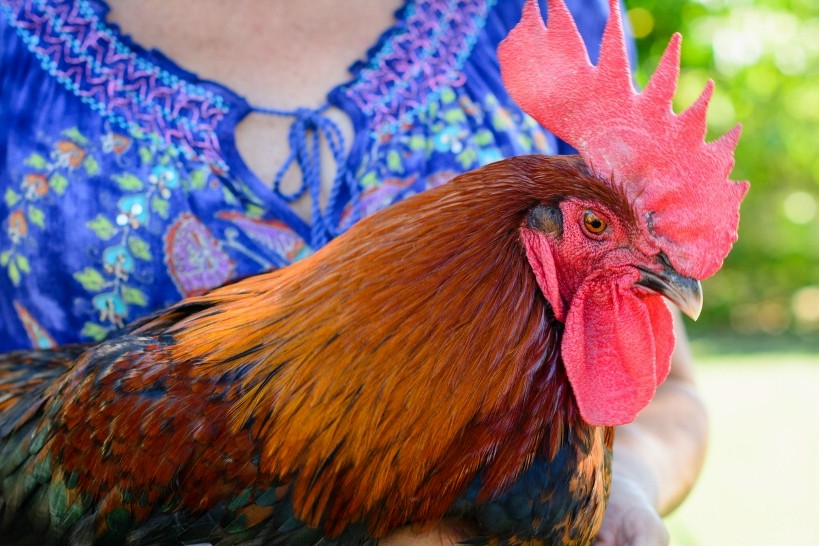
[{"left": 636, "top": 258, "right": 703, "bottom": 321}]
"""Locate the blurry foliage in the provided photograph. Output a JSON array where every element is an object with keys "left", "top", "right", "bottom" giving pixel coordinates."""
[{"left": 627, "top": 0, "right": 819, "bottom": 338}]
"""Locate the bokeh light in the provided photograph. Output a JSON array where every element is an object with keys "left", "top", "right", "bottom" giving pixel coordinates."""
[
  {"left": 791, "top": 285, "right": 819, "bottom": 329},
  {"left": 783, "top": 191, "right": 817, "bottom": 225},
  {"left": 627, "top": 8, "right": 655, "bottom": 38}
]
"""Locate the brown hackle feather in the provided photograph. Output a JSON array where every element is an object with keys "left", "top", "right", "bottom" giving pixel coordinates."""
[{"left": 135, "top": 155, "right": 632, "bottom": 536}]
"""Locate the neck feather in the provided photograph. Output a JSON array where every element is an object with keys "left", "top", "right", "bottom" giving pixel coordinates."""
[{"left": 166, "top": 155, "right": 597, "bottom": 535}]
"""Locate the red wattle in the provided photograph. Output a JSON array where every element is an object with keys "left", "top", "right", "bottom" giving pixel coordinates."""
[
  {"left": 644, "top": 294, "right": 674, "bottom": 385},
  {"left": 561, "top": 269, "right": 675, "bottom": 426}
]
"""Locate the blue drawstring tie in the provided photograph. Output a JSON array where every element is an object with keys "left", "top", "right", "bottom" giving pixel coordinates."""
[{"left": 251, "top": 104, "right": 360, "bottom": 248}]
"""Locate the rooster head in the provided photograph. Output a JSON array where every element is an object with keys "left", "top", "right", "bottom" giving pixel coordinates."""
[
  {"left": 499, "top": 0, "right": 748, "bottom": 426},
  {"left": 520, "top": 172, "right": 699, "bottom": 427}
]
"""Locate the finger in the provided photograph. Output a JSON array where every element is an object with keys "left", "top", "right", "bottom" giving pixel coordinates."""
[{"left": 623, "top": 512, "right": 670, "bottom": 546}]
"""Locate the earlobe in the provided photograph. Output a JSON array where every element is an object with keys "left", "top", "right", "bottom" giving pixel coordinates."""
[
  {"left": 527, "top": 205, "right": 563, "bottom": 238},
  {"left": 520, "top": 228, "right": 565, "bottom": 322}
]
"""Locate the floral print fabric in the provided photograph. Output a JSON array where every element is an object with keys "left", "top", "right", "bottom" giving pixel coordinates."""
[{"left": 0, "top": 0, "right": 615, "bottom": 351}]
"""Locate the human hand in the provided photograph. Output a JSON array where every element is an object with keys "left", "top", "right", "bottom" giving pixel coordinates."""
[
  {"left": 373, "top": 475, "right": 672, "bottom": 546},
  {"left": 378, "top": 523, "right": 463, "bottom": 546},
  {"left": 593, "top": 475, "right": 670, "bottom": 546}
]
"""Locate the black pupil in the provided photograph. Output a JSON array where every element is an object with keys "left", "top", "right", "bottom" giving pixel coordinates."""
[{"left": 590, "top": 219, "right": 601, "bottom": 228}]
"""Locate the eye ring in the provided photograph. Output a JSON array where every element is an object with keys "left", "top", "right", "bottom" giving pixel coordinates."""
[{"left": 583, "top": 210, "right": 608, "bottom": 235}]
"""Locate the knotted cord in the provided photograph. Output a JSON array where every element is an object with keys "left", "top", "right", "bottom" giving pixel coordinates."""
[{"left": 252, "top": 104, "right": 360, "bottom": 247}]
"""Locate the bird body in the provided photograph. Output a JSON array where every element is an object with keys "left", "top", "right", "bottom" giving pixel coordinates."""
[
  {"left": 0, "top": 0, "right": 748, "bottom": 543},
  {"left": 1, "top": 156, "right": 616, "bottom": 545}
]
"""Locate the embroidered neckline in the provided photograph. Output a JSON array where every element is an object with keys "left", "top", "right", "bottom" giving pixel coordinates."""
[
  {"left": 4, "top": 0, "right": 495, "bottom": 164},
  {"left": 0, "top": 0, "right": 232, "bottom": 169},
  {"left": 342, "top": 0, "right": 496, "bottom": 135},
  {"left": 3, "top": 0, "right": 496, "bottom": 246}
]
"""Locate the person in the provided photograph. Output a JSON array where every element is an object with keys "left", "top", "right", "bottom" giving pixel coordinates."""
[{"left": 0, "top": 0, "right": 708, "bottom": 544}]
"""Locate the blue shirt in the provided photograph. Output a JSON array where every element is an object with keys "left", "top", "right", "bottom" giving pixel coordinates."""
[{"left": 0, "top": 0, "right": 616, "bottom": 352}]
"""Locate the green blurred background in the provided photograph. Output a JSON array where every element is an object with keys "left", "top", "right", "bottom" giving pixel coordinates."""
[
  {"left": 624, "top": 1, "right": 818, "bottom": 544},
  {"left": 628, "top": 0, "right": 819, "bottom": 344}
]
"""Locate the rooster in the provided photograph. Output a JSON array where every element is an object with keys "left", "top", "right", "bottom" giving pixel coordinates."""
[{"left": 0, "top": 1, "right": 747, "bottom": 545}]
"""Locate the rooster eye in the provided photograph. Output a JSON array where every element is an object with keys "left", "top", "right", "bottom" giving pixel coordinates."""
[{"left": 583, "top": 211, "right": 608, "bottom": 235}]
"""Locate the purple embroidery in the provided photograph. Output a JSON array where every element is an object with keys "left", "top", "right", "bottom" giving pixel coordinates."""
[
  {"left": 164, "top": 213, "right": 234, "bottom": 297},
  {"left": 217, "top": 211, "right": 310, "bottom": 262},
  {"left": 345, "top": 0, "right": 493, "bottom": 134},
  {"left": 2, "top": 0, "right": 494, "bottom": 166},
  {"left": 1, "top": 0, "right": 230, "bottom": 167}
]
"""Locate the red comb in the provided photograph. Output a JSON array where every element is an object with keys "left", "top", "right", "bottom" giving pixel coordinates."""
[{"left": 498, "top": 0, "right": 749, "bottom": 279}]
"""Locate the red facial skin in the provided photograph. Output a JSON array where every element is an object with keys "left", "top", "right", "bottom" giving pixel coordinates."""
[{"left": 521, "top": 198, "right": 674, "bottom": 426}]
